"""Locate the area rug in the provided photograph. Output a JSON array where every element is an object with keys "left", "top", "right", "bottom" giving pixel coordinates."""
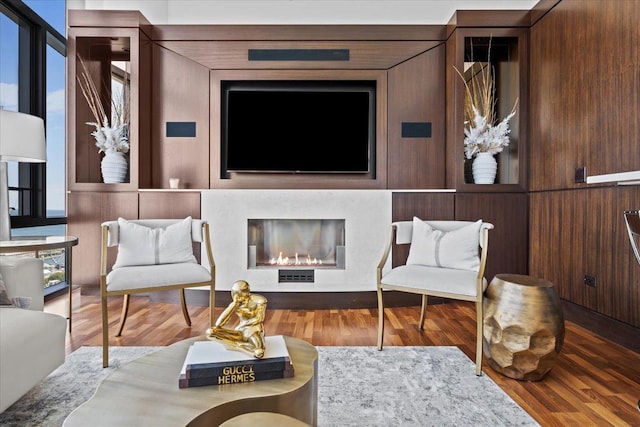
[{"left": 0, "top": 345, "right": 538, "bottom": 426}]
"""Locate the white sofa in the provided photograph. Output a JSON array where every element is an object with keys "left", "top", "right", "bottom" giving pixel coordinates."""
[{"left": 0, "top": 256, "right": 67, "bottom": 413}]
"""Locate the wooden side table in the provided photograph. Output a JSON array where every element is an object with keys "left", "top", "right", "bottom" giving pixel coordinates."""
[
  {"left": 483, "top": 273, "right": 565, "bottom": 381},
  {"left": 0, "top": 236, "right": 79, "bottom": 332}
]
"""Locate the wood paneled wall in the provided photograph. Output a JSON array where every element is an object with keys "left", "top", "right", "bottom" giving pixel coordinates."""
[
  {"left": 456, "top": 192, "right": 528, "bottom": 280},
  {"left": 530, "top": 187, "right": 640, "bottom": 327},
  {"left": 151, "top": 45, "right": 210, "bottom": 189},
  {"left": 138, "top": 192, "right": 201, "bottom": 219},
  {"left": 529, "top": 0, "right": 640, "bottom": 328},
  {"left": 387, "top": 45, "right": 446, "bottom": 189},
  {"left": 529, "top": 0, "right": 640, "bottom": 191},
  {"left": 67, "top": 192, "right": 138, "bottom": 287}
]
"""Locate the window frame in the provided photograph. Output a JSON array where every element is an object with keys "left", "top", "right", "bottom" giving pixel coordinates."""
[{"left": 1, "top": 0, "right": 67, "bottom": 229}]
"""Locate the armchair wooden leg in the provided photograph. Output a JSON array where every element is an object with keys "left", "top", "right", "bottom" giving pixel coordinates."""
[
  {"left": 115, "top": 294, "right": 130, "bottom": 337},
  {"left": 475, "top": 299, "right": 483, "bottom": 376},
  {"left": 180, "top": 288, "right": 192, "bottom": 327},
  {"left": 101, "top": 294, "right": 109, "bottom": 368},
  {"left": 419, "top": 294, "right": 428, "bottom": 330},
  {"left": 377, "top": 286, "right": 384, "bottom": 350},
  {"left": 209, "top": 285, "right": 215, "bottom": 327}
]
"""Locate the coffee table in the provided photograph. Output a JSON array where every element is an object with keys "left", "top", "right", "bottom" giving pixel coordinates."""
[{"left": 63, "top": 336, "right": 318, "bottom": 426}]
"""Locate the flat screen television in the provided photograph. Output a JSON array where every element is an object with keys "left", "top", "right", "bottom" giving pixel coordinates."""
[{"left": 221, "top": 80, "right": 376, "bottom": 175}]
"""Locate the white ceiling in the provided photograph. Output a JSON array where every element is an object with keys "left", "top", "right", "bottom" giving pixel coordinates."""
[{"left": 67, "top": 0, "right": 540, "bottom": 25}]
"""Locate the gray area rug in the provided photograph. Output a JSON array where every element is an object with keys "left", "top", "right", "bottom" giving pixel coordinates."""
[{"left": 0, "top": 345, "right": 538, "bottom": 426}]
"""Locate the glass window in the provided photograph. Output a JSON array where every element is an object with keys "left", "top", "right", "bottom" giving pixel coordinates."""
[
  {"left": 23, "top": 0, "right": 65, "bottom": 36},
  {"left": 46, "top": 43, "right": 66, "bottom": 218},
  {"left": 1, "top": 1, "right": 68, "bottom": 296},
  {"left": 0, "top": 12, "right": 20, "bottom": 214},
  {"left": 0, "top": 12, "right": 19, "bottom": 111}
]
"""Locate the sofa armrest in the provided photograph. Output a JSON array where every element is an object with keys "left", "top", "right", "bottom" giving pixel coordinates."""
[{"left": 0, "top": 256, "right": 44, "bottom": 311}]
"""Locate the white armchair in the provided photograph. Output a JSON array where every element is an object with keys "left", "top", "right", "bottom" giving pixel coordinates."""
[
  {"left": 376, "top": 217, "right": 493, "bottom": 376},
  {"left": 0, "top": 256, "right": 66, "bottom": 413},
  {"left": 100, "top": 217, "right": 215, "bottom": 367}
]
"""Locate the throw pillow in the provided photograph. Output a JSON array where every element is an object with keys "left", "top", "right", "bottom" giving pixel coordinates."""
[
  {"left": 406, "top": 217, "right": 482, "bottom": 271},
  {"left": 0, "top": 273, "right": 12, "bottom": 306},
  {"left": 113, "top": 217, "right": 197, "bottom": 268},
  {"left": 0, "top": 272, "right": 32, "bottom": 308}
]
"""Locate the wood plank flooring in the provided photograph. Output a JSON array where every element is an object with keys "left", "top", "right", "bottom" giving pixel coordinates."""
[{"left": 45, "top": 289, "right": 640, "bottom": 426}]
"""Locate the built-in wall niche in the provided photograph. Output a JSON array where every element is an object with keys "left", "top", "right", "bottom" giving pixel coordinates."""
[
  {"left": 73, "top": 36, "right": 131, "bottom": 185},
  {"left": 462, "top": 36, "right": 520, "bottom": 185},
  {"left": 67, "top": 14, "right": 151, "bottom": 192}
]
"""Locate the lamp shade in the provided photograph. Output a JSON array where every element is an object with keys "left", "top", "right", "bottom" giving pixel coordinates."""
[{"left": 0, "top": 109, "right": 46, "bottom": 163}]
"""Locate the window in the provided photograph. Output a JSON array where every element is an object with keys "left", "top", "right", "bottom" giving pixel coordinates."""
[{"left": 1, "top": 0, "right": 67, "bottom": 296}]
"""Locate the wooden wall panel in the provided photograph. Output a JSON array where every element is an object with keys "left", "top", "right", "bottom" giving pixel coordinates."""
[
  {"left": 529, "top": 0, "right": 640, "bottom": 191},
  {"left": 528, "top": 0, "right": 640, "bottom": 328},
  {"left": 532, "top": 190, "right": 594, "bottom": 309},
  {"left": 152, "top": 25, "right": 446, "bottom": 42},
  {"left": 597, "top": 188, "right": 634, "bottom": 324},
  {"left": 444, "top": 29, "right": 462, "bottom": 190},
  {"left": 530, "top": 187, "right": 640, "bottom": 328},
  {"left": 138, "top": 191, "right": 200, "bottom": 219},
  {"left": 157, "top": 41, "right": 440, "bottom": 70},
  {"left": 151, "top": 44, "right": 210, "bottom": 189},
  {"left": 137, "top": 30, "right": 152, "bottom": 189},
  {"left": 67, "top": 192, "right": 138, "bottom": 288},
  {"left": 390, "top": 192, "right": 454, "bottom": 266},
  {"left": 455, "top": 192, "right": 528, "bottom": 281},
  {"left": 529, "top": 191, "right": 575, "bottom": 302},
  {"left": 387, "top": 45, "right": 446, "bottom": 189}
]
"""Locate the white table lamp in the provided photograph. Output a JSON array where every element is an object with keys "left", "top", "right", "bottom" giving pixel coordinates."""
[{"left": 0, "top": 109, "right": 47, "bottom": 241}]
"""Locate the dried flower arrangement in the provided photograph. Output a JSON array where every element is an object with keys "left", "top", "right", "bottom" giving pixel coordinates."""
[
  {"left": 455, "top": 40, "right": 518, "bottom": 160},
  {"left": 76, "top": 55, "right": 130, "bottom": 154}
]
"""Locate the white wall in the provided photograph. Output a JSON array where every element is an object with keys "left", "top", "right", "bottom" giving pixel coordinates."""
[
  {"left": 67, "top": 0, "right": 539, "bottom": 25},
  {"left": 201, "top": 190, "right": 392, "bottom": 293}
]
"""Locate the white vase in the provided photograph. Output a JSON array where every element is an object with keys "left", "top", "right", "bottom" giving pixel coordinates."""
[
  {"left": 101, "top": 150, "right": 128, "bottom": 183},
  {"left": 472, "top": 152, "right": 497, "bottom": 184}
]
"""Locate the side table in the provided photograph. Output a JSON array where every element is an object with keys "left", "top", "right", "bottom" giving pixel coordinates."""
[
  {"left": 0, "top": 236, "right": 79, "bottom": 332},
  {"left": 483, "top": 273, "right": 565, "bottom": 381}
]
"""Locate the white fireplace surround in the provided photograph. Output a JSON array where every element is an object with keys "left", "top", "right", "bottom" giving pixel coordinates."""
[{"left": 201, "top": 189, "right": 392, "bottom": 292}]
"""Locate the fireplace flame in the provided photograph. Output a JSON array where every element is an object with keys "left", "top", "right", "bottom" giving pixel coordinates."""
[{"left": 269, "top": 251, "right": 323, "bottom": 266}]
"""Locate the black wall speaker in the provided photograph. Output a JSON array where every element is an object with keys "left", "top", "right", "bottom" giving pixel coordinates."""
[
  {"left": 401, "top": 122, "right": 432, "bottom": 138},
  {"left": 166, "top": 122, "right": 196, "bottom": 138},
  {"left": 248, "top": 49, "right": 350, "bottom": 61}
]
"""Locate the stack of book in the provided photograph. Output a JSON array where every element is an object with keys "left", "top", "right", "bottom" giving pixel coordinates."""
[{"left": 179, "top": 335, "right": 294, "bottom": 388}]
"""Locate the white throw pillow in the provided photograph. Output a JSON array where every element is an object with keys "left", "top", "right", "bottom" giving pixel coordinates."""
[
  {"left": 0, "top": 273, "right": 12, "bottom": 306},
  {"left": 406, "top": 217, "right": 482, "bottom": 272},
  {"left": 0, "top": 272, "right": 32, "bottom": 308},
  {"left": 113, "top": 217, "right": 197, "bottom": 268}
]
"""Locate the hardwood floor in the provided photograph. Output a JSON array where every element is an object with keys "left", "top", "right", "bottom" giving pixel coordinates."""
[{"left": 45, "top": 289, "right": 640, "bottom": 426}]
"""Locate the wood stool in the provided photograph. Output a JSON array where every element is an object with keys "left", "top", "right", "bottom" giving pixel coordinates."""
[{"left": 483, "top": 273, "right": 565, "bottom": 381}]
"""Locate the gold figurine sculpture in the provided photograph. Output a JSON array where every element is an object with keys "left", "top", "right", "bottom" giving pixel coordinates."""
[{"left": 207, "top": 280, "right": 268, "bottom": 358}]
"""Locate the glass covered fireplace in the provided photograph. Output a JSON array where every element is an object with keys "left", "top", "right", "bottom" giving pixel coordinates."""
[{"left": 248, "top": 219, "right": 345, "bottom": 269}]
